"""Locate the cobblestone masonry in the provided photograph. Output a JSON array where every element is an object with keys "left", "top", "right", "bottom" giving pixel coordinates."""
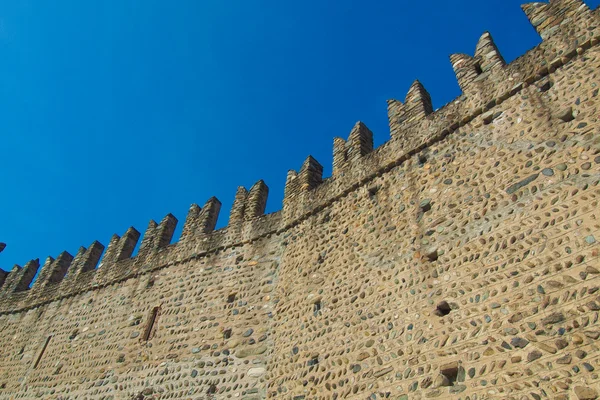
[{"left": 1, "top": 1, "right": 600, "bottom": 399}]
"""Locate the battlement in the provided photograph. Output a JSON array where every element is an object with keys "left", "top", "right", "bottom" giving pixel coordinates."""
[
  {"left": 0, "top": 0, "right": 598, "bottom": 316},
  {"left": 333, "top": 121, "right": 374, "bottom": 177}
]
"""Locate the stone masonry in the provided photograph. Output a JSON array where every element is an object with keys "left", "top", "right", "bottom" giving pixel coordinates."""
[{"left": 1, "top": 1, "right": 600, "bottom": 399}]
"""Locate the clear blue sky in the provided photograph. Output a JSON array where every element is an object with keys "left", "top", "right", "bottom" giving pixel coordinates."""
[{"left": 1, "top": 0, "right": 598, "bottom": 273}]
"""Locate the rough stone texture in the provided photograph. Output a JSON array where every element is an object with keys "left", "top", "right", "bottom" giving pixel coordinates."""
[{"left": 1, "top": 1, "right": 600, "bottom": 399}]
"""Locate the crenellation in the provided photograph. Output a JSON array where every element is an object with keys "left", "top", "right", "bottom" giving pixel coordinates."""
[
  {"left": 33, "top": 252, "right": 74, "bottom": 290},
  {"left": 283, "top": 155, "right": 323, "bottom": 206},
  {"left": 332, "top": 136, "right": 348, "bottom": 177},
  {"left": 180, "top": 203, "right": 202, "bottom": 241},
  {"left": 0, "top": 2, "right": 599, "bottom": 398},
  {"left": 227, "top": 181, "right": 269, "bottom": 228},
  {"left": 404, "top": 80, "right": 434, "bottom": 121},
  {"left": 229, "top": 186, "right": 249, "bottom": 225},
  {"left": 450, "top": 53, "right": 481, "bottom": 92},
  {"left": 474, "top": 32, "right": 506, "bottom": 73},
  {"left": 154, "top": 214, "right": 178, "bottom": 250},
  {"left": 98, "top": 227, "right": 141, "bottom": 274},
  {"left": 1, "top": 259, "right": 40, "bottom": 295},
  {"left": 67, "top": 241, "right": 105, "bottom": 277},
  {"left": 298, "top": 155, "right": 323, "bottom": 190},
  {"left": 114, "top": 227, "right": 140, "bottom": 261},
  {"left": 197, "top": 196, "right": 221, "bottom": 233},
  {"left": 245, "top": 180, "right": 269, "bottom": 220},
  {"left": 0, "top": 269, "right": 7, "bottom": 290},
  {"left": 0, "top": 0, "right": 596, "bottom": 317},
  {"left": 347, "top": 121, "right": 374, "bottom": 161},
  {"left": 522, "top": 0, "right": 592, "bottom": 40},
  {"left": 332, "top": 122, "right": 374, "bottom": 177},
  {"left": 136, "top": 219, "right": 159, "bottom": 260},
  {"left": 387, "top": 81, "right": 433, "bottom": 141}
]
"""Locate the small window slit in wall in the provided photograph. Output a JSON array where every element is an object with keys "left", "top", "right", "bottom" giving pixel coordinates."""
[
  {"left": 313, "top": 301, "right": 322, "bottom": 316},
  {"left": 142, "top": 306, "right": 160, "bottom": 341},
  {"left": 223, "top": 328, "right": 232, "bottom": 340},
  {"left": 368, "top": 185, "right": 379, "bottom": 199},
  {"left": 538, "top": 78, "right": 553, "bottom": 92},
  {"left": 483, "top": 111, "right": 503, "bottom": 125},
  {"left": 146, "top": 277, "right": 155, "bottom": 289},
  {"left": 227, "top": 293, "right": 237, "bottom": 304},
  {"left": 207, "top": 384, "right": 217, "bottom": 395},
  {"left": 33, "top": 336, "right": 52, "bottom": 369}
]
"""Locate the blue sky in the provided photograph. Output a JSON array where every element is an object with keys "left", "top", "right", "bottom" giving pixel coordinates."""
[{"left": 1, "top": 0, "right": 598, "bottom": 274}]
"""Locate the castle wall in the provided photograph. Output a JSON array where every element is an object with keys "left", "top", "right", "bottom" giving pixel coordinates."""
[
  {"left": 0, "top": 237, "right": 283, "bottom": 399},
  {"left": 0, "top": 1, "right": 599, "bottom": 399},
  {"left": 269, "top": 43, "right": 600, "bottom": 398}
]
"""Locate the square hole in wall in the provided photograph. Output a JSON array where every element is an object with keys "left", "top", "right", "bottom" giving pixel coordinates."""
[
  {"left": 434, "top": 301, "right": 452, "bottom": 317},
  {"left": 440, "top": 362, "right": 459, "bottom": 386},
  {"left": 313, "top": 301, "right": 321, "bottom": 316},
  {"left": 419, "top": 199, "right": 432, "bottom": 213},
  {"left": 538, "top": 78, "right": 553, "bottom": 92},
  {"left": 368, "top": 185, "right": 380, "bottom": 199},
  {"left": 223, "top": 329, "right": 232, "bottom": 340},
  {"left": 557, "top": 107, "right": 575, "bottom": 123},
  {"left": 227, "top": 293, "right": 237, "bottom": 304}
]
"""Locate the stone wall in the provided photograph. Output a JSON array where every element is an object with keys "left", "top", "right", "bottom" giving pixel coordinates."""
[{"left": 0, "top": 1, "right": 599, "bottom": 399}]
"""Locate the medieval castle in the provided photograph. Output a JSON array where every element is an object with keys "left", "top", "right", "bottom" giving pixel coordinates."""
[{"left": 0, "top": 0, "right": 599, "bottom": 398}]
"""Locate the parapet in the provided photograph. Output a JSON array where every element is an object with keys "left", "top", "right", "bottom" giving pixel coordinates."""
[
  {"left": 1, "top": 259, "right": 39, "bottom": 295},
  {"left": 0, "top": 271, "right": 6, "bottom": 291},
  {"left": 33, "top": 252, "right": 74, "bottom": 290},
  {"left": 68, "top": 241, "right": 105, "bottom": 277},
  {"left": 450, "top": 32, "right": 506, "bottom": 95},
  {"left": 387, "top": 80, "right": 433, "bottom": 141},
  {"left": 100, "top": 227, "right": 140, "bottom": 267},
  {"left": 333, "top": 122, "right": 374, "bottom": 177},
  {"left": 0, "top": 0, "right": 598, "bottom": 314},
  {"left": 180, "top": 197, "right": 222, "bottom": 242},
  {"left": 284, "top": 156, "right": 323, "bottom": 203},
  {"left": 228, "top": 181, "right": 269, "bottom": 225},
  {"left": 522, "top": 0, "right": 592, "bottom": 40},
  {"left": 137, "top": 214, "right": 178, "bottom": 260}
]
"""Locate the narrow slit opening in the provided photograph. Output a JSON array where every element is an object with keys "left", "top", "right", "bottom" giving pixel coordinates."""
[
  {"left": 142, "top": 306, "right": 160, "bottom": 341},
  {"left": 33, "top": 336, "right": 52, "bottom": 369},
  {"left": 313, "top": 301, "right": 322, "bottom": 316}
]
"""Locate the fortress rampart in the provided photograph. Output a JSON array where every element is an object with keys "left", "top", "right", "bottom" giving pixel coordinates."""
[{"left": 0, "top": 1, "right": 599, "bottom": 399}]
